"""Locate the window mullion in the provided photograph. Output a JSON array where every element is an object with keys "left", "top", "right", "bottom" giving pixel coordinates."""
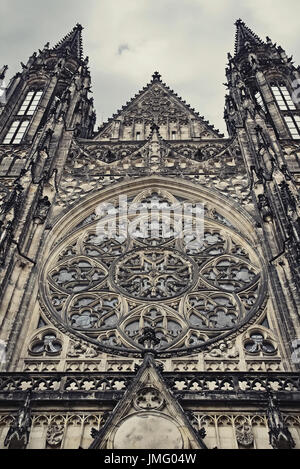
[
  {"left": 11, "top": 121, "right": 22, "bottom": 144},
  {"left": 26, "top": 92, "right": 36, "bottom": 114},
  {"left": 280, "top": 88, "right": 288, "bottom": 109}
]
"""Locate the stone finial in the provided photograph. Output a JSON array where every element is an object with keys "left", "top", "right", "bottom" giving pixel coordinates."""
[
  {"left": 151, "top": 71, "right": 162, "bottom": 82},
  {"left": 0, "top": 65, "right": 8, "bottom": 80},
  {"left": 138, "top": 326, "right": 160, "bottom": 351}
]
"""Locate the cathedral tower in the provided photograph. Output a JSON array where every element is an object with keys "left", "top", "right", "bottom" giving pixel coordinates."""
[{"left": 0, "top": 21, "right": 299, "bottom": 450}]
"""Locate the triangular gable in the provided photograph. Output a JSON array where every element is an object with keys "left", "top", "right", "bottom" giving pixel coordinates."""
[
  {"left": 94, "top": 72, "right": 223, "bottom": 141},
  {"left": 89, "top": 353, "right": 207, "bottom": 449}
]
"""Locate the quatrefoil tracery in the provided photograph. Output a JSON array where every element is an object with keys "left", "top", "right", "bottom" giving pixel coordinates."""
[{"left": 50, "top": 257, "right": 108, "bottom": 294}]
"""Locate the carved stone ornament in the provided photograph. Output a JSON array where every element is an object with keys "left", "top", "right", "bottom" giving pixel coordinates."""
[
  {"left": 205, "top": 341, "right": 239, "bottom": 359},
  {"left": 4, "top": 395, "right": 32, "bottom": 449},
  {"left": 267, "top": 394, "right": 295, "bottom": 449},
  {"left": 33, "top": 196, "right": 51, "bottom": 224},
  {"left": 244, "top": 330, "right": 276, "bottom": 355},
  {"left": 67, "top": 339, "right": 99, "bottom": 358},
  {"left": 133, "top": 387, "right": 165, "bottom": 411},
  {"left": 113, "top": 248, "right": 196, "bottom": 300},
  {"left": 236, "top": 423, "right": 254, "bottom": 447},
  {"left": 46, "top": 424, "right": 64, "bottom": 447}
]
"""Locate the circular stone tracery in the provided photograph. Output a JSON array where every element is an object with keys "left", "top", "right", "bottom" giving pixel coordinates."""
[
  {"left": 113, "top": 248, "right": 196, "bottom": 300},
  {"left": 40, "top": 190, "right": 266, "bottom": 357}
]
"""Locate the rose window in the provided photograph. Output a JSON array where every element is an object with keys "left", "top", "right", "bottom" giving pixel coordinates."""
[
  {"left": 113, "top": 248, "right": 196, "bottom": 299},
  {"left": 40, "top": 190, "right": 266, "bottom": 357}
]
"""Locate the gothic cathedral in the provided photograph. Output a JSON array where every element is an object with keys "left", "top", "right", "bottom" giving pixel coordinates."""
[{"left": 0, "top": 20, "right": 299, "bottom": 450}]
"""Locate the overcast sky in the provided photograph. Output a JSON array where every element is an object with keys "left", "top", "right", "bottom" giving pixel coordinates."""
[{"left": 1, "top": 0, "right": 300, "bottom": 135}]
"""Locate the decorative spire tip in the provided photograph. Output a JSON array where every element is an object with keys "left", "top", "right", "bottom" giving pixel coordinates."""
[{"left": 152, "top": 71, "right": 162, "bottom": 82}]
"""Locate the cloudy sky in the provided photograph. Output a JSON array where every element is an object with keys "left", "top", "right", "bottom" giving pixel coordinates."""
[{"left": 1, "top": 0, "right": 300, "bottom": 135}]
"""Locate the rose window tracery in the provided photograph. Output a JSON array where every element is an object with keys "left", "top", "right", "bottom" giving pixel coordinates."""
[
  {"left": 68, "top": 293, "right": 121, "bottom": 330},
  {"left": 187, "top": 293, "right": 238, "bottom": 329},
  {"left": 40, "top": 189, "right": 266, "bottom": 356},
  {"left": 113, "top": 248, "right": 195, "bottom": 300},
  {"left": 50, "top": 258, "right": 107, "bottom": 293}
]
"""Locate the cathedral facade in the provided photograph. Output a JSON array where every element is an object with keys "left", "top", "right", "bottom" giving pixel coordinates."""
[{"left": 0, "top": 20, "right": 299, "bottom": 450}]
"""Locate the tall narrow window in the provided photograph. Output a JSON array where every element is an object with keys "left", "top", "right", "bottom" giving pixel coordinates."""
[
  {"left": 17, "top": 90, "right": 43, "bottom": 116},
  {"left": 3, "top": 120, "right": 30, "bottom": 144},
  {"left": 171, "top": 131, "right": 177, "bottom": 140},
  {"left": 284, "top": 115, "right": 300, "bottom": 139},
  {"left": 3, "top": 88, "right": 43, "bottom": 144},
  {"left": 271, "top": 83, "right": 296, "bottom": 110},
  {"left": 136, "top": 131, "right": 141, "bottom": 141},
  {"left": 255, "top": 91, "right": 267, "bottom": 113}
]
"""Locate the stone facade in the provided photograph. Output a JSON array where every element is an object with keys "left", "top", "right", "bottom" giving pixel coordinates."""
[{"left": 0, "top": 20, "right": 299, "bottom": 450}]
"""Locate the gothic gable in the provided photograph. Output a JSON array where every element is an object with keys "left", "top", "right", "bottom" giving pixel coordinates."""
[
  {"left": 94, "top": 72, "right": 223, "bottom": 142},
  {"left": 89, "top": 353, "right": 206, "bottom": 449}
]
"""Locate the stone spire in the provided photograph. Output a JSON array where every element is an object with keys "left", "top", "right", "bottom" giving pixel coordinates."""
[
  {"left": 53, "top": 23, "right": 84, "bottom": 60},
  {"left": 234, "top": 19, "right": 264, "bottom": 55}
]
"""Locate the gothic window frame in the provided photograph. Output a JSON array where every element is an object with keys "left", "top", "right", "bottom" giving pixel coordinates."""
[
  {"left": 242, "top": 326, "right": 278, "bottom": 357},
  {"left": 3, "top": 119, "right": 31, "bottom": 144},
  {"left": 2, "top": 86, "right": 44, "bottom": 145},
  {"left": 270, "top": 82, "right": 296, "bottom": 111},
  {"left": 17, "top": 89, "right": 43, "bottom": 116},
  {"left": 269, "top": 81, "right": 300, "bottom": 139},
  {"left": 284, "top": 115, "right": 300, "bottom": 140}
]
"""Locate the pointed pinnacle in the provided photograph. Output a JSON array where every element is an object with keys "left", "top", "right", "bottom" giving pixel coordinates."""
[
  {"left": 151, "top": 71, "right": 162, "bottom": 82},
  {"left": 234, "top": 19, "right": 264, "bottom": 55},
  {"left": 0, "top": 65, "right": 8, "bottom": 80},
  {"left": 53, "top": 23, "right": 84, "bottom": 60},
  {"left": 150, "top": 122, "right": 160, "bottom": 133},
  {"left": 235, "top": 18, "right": 244, "bottom": 26}
]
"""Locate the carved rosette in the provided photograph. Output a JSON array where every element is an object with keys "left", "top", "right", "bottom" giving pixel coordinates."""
[
  {"left": 113, "top": 248, "right": 196, "bottom": 300},
  {"left": 40, "top": 188, "right": 266, "bottom": 357}
]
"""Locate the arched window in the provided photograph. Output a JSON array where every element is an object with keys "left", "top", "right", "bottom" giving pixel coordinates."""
[
  {"left": 3, "top": 119, "right": 30, "bottom": 144},
  {"left": 271, "top": 82, "right": 296, "bottom": 110},
  {"left": 17, "top": 90, "right": 43, "bottom": 116},
  {"left": 284, "top": 115, "right": 300, "bottom": 139},
  {"left": 270, "top": 81, "right": 300, "bottom": 139},
  {"left": 3, "top": 88, "right": 43, "bottom": 144}
]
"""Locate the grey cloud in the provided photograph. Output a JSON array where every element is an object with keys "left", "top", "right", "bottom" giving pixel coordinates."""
[
  {"left": 117, "top": 44, "right": 130, "bottom": 55},
  {"left": 1, "top": 0, "right": 300, "bottom": 136}
]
